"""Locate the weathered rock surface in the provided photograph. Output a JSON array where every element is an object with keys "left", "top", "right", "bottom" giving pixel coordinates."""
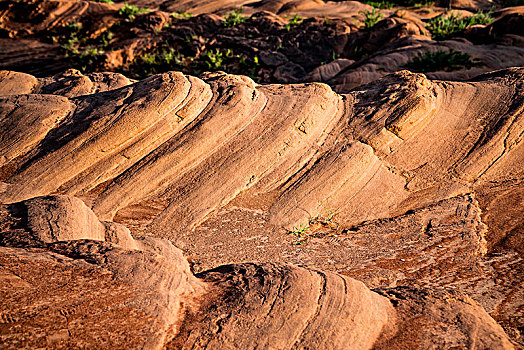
[
  {"left": 0, "top": 67, "right": 523, "bottom": 346},
  {"left": 1, "top": 68, "right": 522, "bottom": 234},
  {"left": 328, "top": 36, "right": 524, "bottom": 92},
  {"left": 1, "top": 0, "right": 523, "bottom": 89},
  {"left": 0, "top": 195, "right": 516, "bottom": 348}
]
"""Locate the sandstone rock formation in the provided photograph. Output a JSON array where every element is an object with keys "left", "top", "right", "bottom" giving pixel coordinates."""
[
  {"left": 1, "top": 0, "right": 523, "bottom": 89},
  {"left": 0, "top": 195, "right": 516, "bottom": 348},
  {"left": 1, "top": 68, "right": 522, "bottom": 234},
  {"left": 0, "top": 67, "right": 522, "bottom": 347},
  {"left": 1, "top": 0, "right": 524, "bottom": 346}
]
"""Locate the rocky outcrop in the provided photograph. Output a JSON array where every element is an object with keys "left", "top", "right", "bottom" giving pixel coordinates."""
[
  {"left": 1, "top": 0, "right": 522, "bottom": 89},
  {"left": 1, "top": 69, "right": 522, "bottom": 234},
  {"left": 0, "top": 195, "right": 515, "bottom": 348},
  {"left": 0, "top": 68, "right": 522, "bottom": 345}
]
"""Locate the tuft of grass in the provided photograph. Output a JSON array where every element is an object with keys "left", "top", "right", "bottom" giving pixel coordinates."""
[
  {"left": 426, "top": 10, "right": 494, "bottom": 40},
  {"left": 361, "top": 8, "right": 384, "bottom": 29},
  {"left": 201, "top": 48, "right": 230, "bottom": 70},
  {"left": 171, "top": 12, "right": 193, "bottom": 19},
  {"left": 90, "top": 0, "right": 113, "bottom": 3},
  {"left": 284, "top": 14, "right": 304, "bottom": 30},
  {"left": 289, "top": 224, "right": 310, "bottom": 245},
  {"left": 172, "top": 11, "right": 192, "bottom": 20},
  {"left": 118, "top": 1, "right": 149, "bottom": 21},
  {"left": 404, "top": 49, "right": 477, "bottom": 72},
  {"left": 288, "top": 209, "right": 341, "bottom": 245},
  {"left": 223, "top": 8, "right": 247, "bottom": 27}
]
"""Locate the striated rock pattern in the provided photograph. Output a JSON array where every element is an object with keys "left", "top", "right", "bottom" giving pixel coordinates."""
[
  {"left": 0, "top": 195, "right": 515, "bottom": 349},
  {"left": 0, "top": 68, "right": 522, "bottom": 347},
  {"left": 0, "top": 68, "right": 522, "bottom": 234}
]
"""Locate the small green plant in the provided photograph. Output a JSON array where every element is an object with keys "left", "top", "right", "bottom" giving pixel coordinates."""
[
  {"left": 361, "top": 8, "right": 384, "bottom": 29},
  {"left": 59, "top": 22, "right": 83, "bottom": 53},
  {"left": 141, "top": 48, "right": 189, "bottom": 66},
  {"left": 238, "top": 55, "right": 260, "bottom": 79},
  {"left": 141, "top": 52, "right": 157, "bottom": 65},
  {"left": 96, "top": 30, "right": 114, "bottom": 47},
  {"left": 91, "top": 0, "right": 113, "bottom": 3},
  {"left": 79, "top": 47, "right": 103, "bottom": 58},
  {"left": 223, "top": 8, "right": 247, "bottom": 27},
  {"left": 332, "top": 51, "right": 341, "bottom": 61},
  {"left": 62, "top": 37, "right": 80, "bottom": 54},
  {"left": 184, "top": 35, "right": 196, "bottom": 43},
  {"left": 68, "top": 46, "right": 105, "bottom": 72},
  {"left": 118, "top": 2, "right": 149, "bottom": 21},
  {"left": 291, "top": 224, "right": 309, "bottom": 236},
  {"left": 287, "top": 208, "right": 341, "bottom": 245},
  {"left": 289, "top": 224, "right": 310, "bottom": 245},
  {"left": 426, "top": 10, "right": 493, "bottom": 40},
  {"left": 404, "top": 49, "right": 477, "bottom": 72},
  {"left": 201, "top": 49, "right": 225, "bottom": 69},
  {"left": 172, "top": 11, "right": 192, "bottom": 20},
  {"left": 284, "top": 14, "right": 303, "bottom": 30}
]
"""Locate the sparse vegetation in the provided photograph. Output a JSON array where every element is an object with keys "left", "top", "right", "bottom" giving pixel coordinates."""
[
  {"left": 135, "top": 47, "right": 191, "bottom": 76},
  {"left": 223, "top": 8, "right": 247, "bottom": 27},
  {"left": 53, "top": 19, "right": 117, "bottom": 73},
  {"left": 288, "top": 210, "right": 341, "bottom": 245},
  {"left": 172, "top": 11, "right": 192, "bottom": 20},
  {"left": 284, "top": 14, "right": 304, "bottom": 30},
  {"left": 404, "top": 49, "right": 477, "bottom": 72},
  {"left": 426, "top": 10, "right": 494, "bottom": 40},
  {"left": 118, "top": 2, "right": 149, "bottom": 22},
  {"left": 361, "top": 8, "right": 384, "bottom": 29},
  {"left": 57, "top": 22, "right": 83, "bottom": 54},
  {"left": 125, "top": 45, "right": 260, "bottom": 80},
  {"left": 201, "top": 48, "right": 229, "bottom": 70},
  {"left": 90, "top": 0, "right": 113, "bottom": 3},
  {"left": 359, "top": 0, "right": 433, "bottom": 8}
]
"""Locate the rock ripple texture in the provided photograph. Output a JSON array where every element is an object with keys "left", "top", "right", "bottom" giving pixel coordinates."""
[
  {"left": 0, "top": 195, "right": 515, "bottom": 349},
  {"left": 0, "top": 68, "right": 522, "bottom": 348}
]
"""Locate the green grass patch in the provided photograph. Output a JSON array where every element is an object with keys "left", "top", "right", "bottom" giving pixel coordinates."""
[
  {"left": 405, "top": 49, "right": 477, "bottom": 72},
  {"left": 126, "top": 46, "right": 260, "bottom": 80},
  {"left": 172, "top": 11, "right": 192, "bottom": 20},
  {"left": 118, "top": 2, "right": 149, "bottom": 22},
  {"left": 284, "top": 14, "right": 304, "bottom": 30},
  {"left": 361, "top": 8, "right": 384, "bottom": 29},
  {"left": 359, "top": 0, "right": 433, "bottom": 7},
  {"left": 426, "top": 10, "right": 494, "bottom": 40},
  {"left": 223, "top": 8, "right": 247, "bottom": 27}
]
